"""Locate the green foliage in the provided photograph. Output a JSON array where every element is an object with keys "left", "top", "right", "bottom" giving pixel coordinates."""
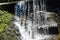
[
  {"left": 0, "top": 26, "right": 17, "bottom": 40},
  {"left": 0, "top": 10, "right": 12, "bottom": 32},
  {"left": 0, "top": 10, "right": 17, "bottom": 40},
  {"left": 0, "top": 23, "right": 7, "bottom": 32}
]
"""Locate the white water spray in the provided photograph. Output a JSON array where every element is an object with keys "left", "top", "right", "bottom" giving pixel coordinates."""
[{"left": 14, "top": 0, "right": 57, "bottom": 40}]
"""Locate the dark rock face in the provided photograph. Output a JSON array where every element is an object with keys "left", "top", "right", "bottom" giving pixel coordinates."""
[
  {"left": 0, "top": 3, "right": 16, "bottom": 13},
  {"left": 0, "top": 0, "right": 20, "bottom": 3},
  {"left": 37, "top": 27, "right": 58, "bottom": 35},
  {"left": 48, "top": 27, "right": 58, "bottom": 35},
  {"left": 46, "top": 0, "right": 60, "bottom": 12}
]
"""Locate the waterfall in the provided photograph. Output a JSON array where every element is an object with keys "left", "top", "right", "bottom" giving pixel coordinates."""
[{"left": 14, "top": 0, "right": 58, "bottom": 40}]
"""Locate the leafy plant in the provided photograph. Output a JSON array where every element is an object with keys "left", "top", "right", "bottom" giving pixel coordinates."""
[{"left": 0, "top": 10, "right": 12, "bottom": 32}]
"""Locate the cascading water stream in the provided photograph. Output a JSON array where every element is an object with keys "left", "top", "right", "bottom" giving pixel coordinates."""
[{"left": 14, "top": 0, "right": 58, "bottom": 40}]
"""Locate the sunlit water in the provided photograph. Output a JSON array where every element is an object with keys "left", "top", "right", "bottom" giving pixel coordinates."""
[{"left": 14, "top": 0, "right": 57, "bottom": 40}]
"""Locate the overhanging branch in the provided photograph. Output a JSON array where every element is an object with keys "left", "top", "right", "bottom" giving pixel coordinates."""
[{"left": 0, "top": 1, "right": 19, "bottom": 5}]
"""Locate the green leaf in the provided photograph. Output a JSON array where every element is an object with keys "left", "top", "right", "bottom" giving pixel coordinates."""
[{"left": 0, "top": 10, "right": 13, "bottom": 32}]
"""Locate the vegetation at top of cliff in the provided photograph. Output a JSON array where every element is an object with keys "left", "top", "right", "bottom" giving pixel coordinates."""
[{"left": 0, "top": 10, "right": 13, "bottom": 32}]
